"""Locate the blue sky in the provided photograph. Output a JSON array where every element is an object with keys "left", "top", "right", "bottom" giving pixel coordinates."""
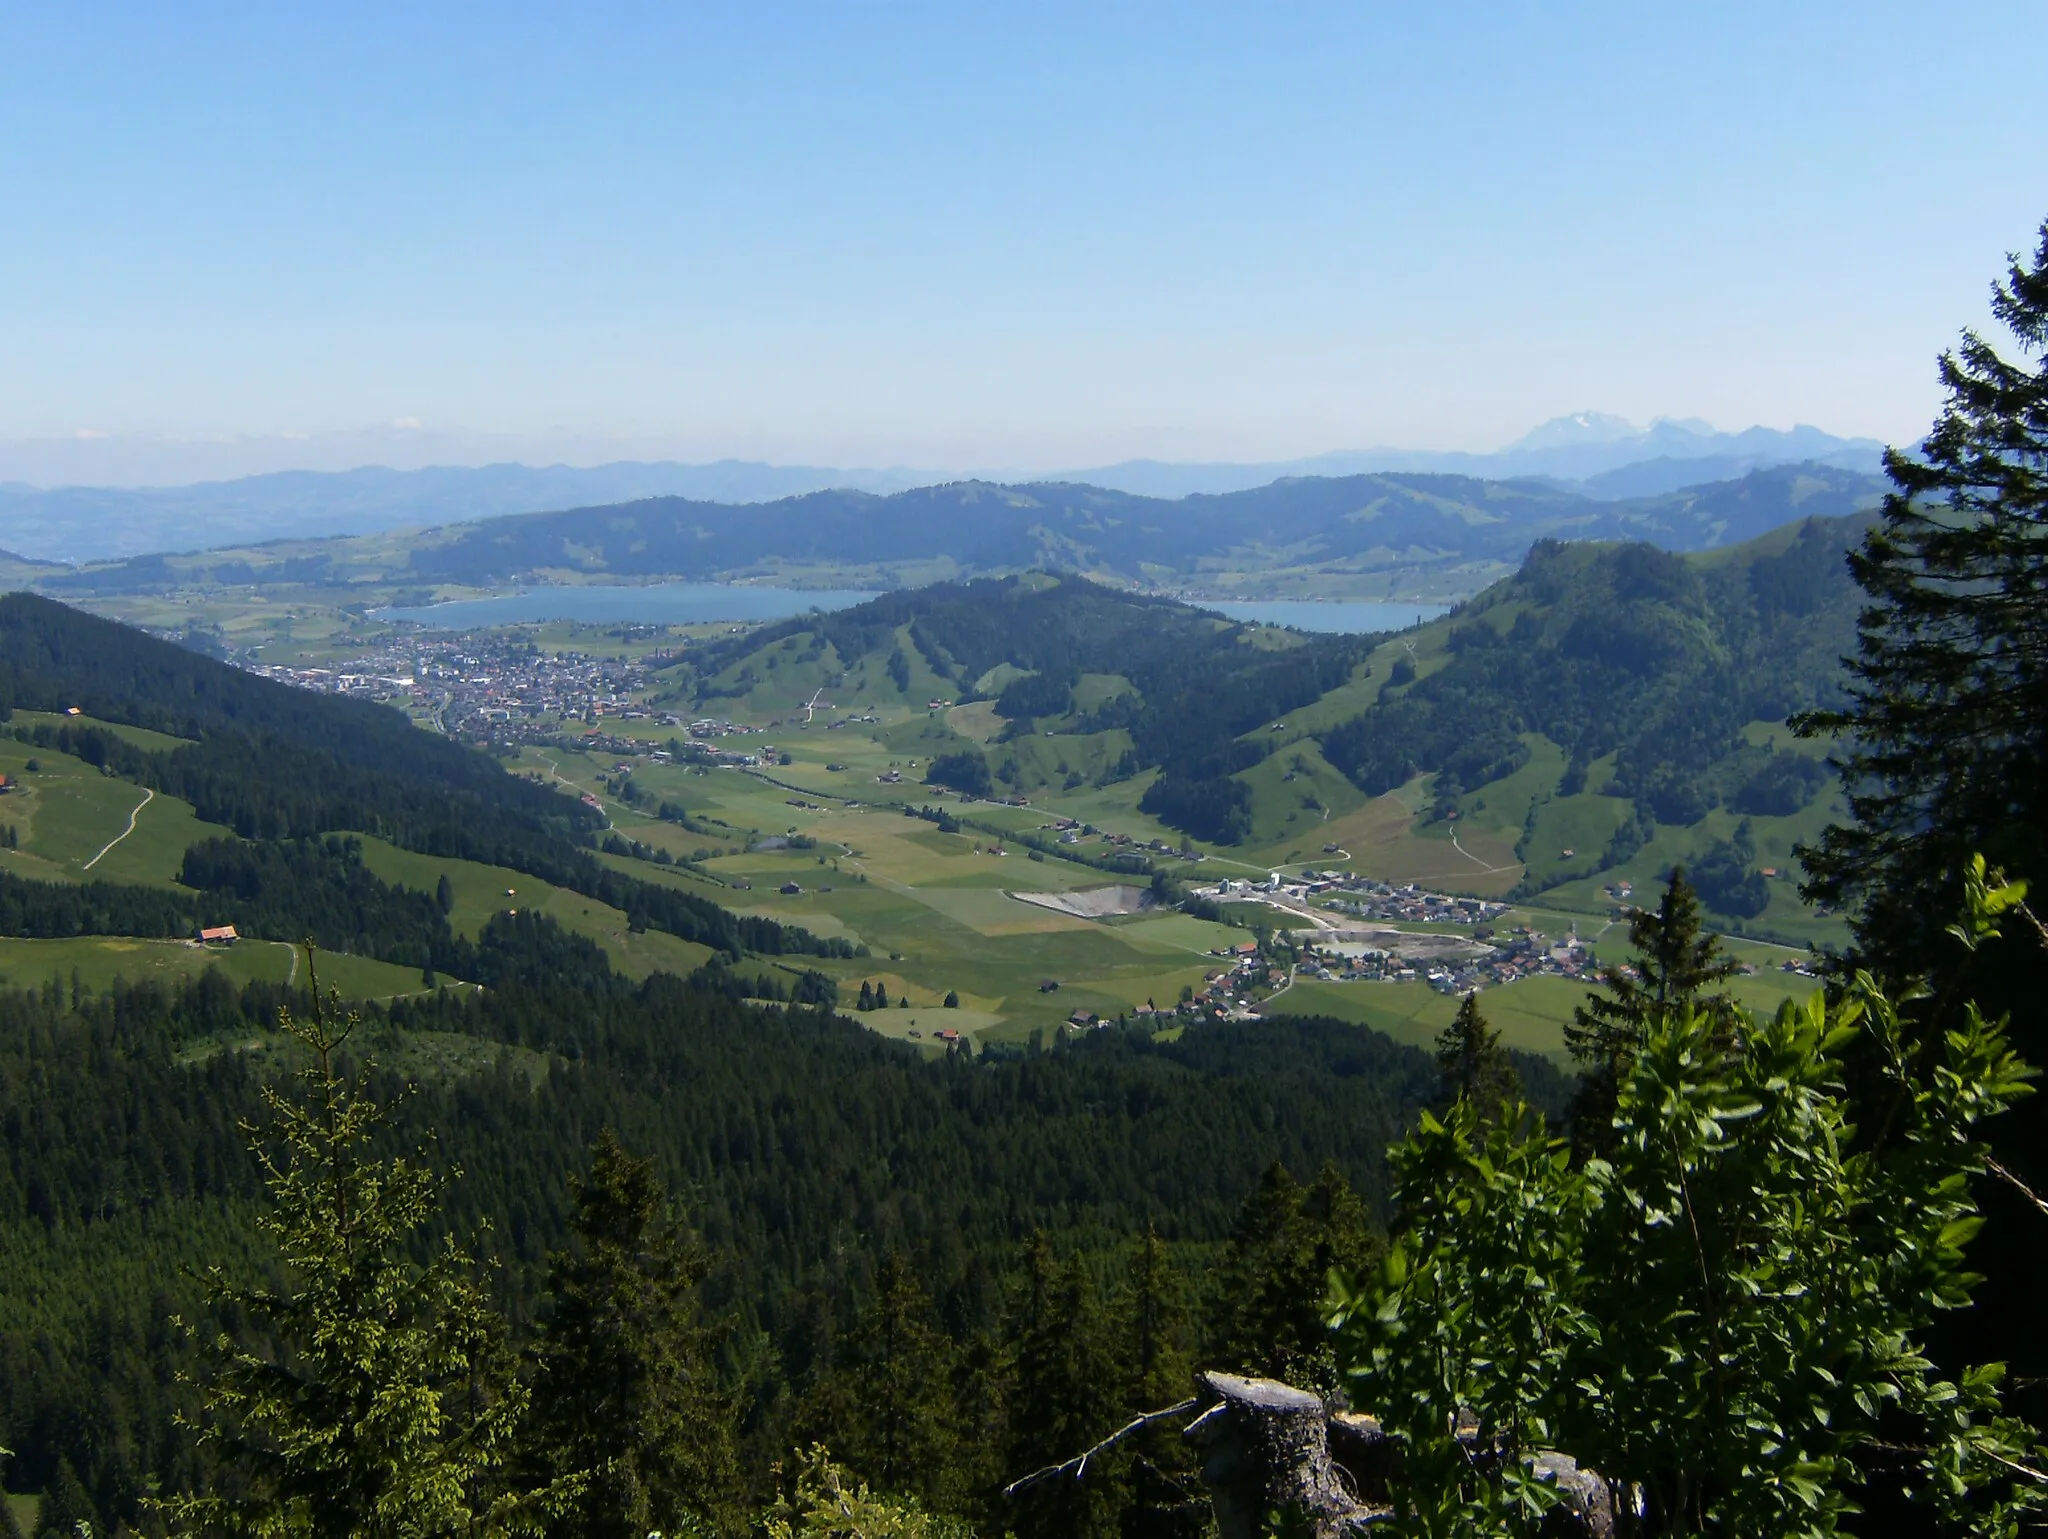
[{"left": 4, "top": 2, "right": 2046, "bottom": 475}]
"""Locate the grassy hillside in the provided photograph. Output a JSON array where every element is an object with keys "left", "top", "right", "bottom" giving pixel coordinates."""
[
  {"left": 666, "top": 515, "right": 1864, "bottom": 961},
  {"left": 0, "top": 934, "right": 435, "bottom": 999},
  {"left": 0, "top": 594, "right": 865, "bottom": 1010}
]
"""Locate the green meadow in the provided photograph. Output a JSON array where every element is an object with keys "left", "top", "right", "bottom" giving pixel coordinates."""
[
  {"left": 352, "top": 834, "right": 718, "bottom": 981},
  {"left": 0, "top": 934, "right": 438, "bottom": 1000},
  {"left": 1269, "top": 955, "right": 1822, "bottom": 1063},
  {"left": 0, "top": 728, "right": 235, "bottom": 887}
]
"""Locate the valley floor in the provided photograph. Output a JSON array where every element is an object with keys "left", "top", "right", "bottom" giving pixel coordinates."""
[{"left": 0, "top": 594, "right": 1850, "bottom": 1055}]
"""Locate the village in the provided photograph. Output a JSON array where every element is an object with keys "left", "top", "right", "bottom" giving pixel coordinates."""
[
  {"left": 1193, "top": 869, "right": 1512, "bottom": 929},
  {"left": 1184, "top": 870, "right": 1601, "bottom": 1000},
  {"left": 1290, "top": 921, "right": 1599, "bottom": 994},
  {"left": 241, "top": 634, "right": 671, "bottom": 743}
]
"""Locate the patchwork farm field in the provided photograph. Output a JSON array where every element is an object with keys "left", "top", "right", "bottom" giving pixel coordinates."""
[
  {"left": 0, "top": 574, "right": 1853, "bottom": 1058},
  {"left": 461, "top": 607, "right": 1858, "bottom": 1052},
  {"left": 511, "top": 743, "right": 1257, "bottom": 1041}
]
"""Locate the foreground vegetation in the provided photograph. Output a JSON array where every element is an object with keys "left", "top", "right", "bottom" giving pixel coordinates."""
[{"left": 0, "top": 924, "right": 1572, "bottom": 1535}]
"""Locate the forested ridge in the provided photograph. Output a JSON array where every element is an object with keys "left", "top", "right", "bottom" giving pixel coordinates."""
[
  {"left": 46, "top": 460, "right": 1877, "bottom": 596},
  {"left": 686, "top": 518, "right": 1864, "bottom": 852},
  {"left": 1322, "top": 514, "right": 1863, "bottom": 822}
]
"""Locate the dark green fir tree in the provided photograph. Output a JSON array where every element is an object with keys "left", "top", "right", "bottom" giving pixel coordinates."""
[
  {"left": 1434, "top": 991, "right": 1520, "bottom": 1125},
  {"left": 522, "top": 1129, "right": 741, "bottom": 1539},
  {"left": 1212, "top": 1161, "right": 1378, "bottom": 1389},
  {"left": 1002, "top": 1236, "right": 1117, "bottom": 1539},
  {"left": 1565, "top": 868, "right": 1735, "bottom": 1153},
  {"left": 162, "top": 968, "right": 555, "bottom": 1538},
  {"left": 1796, "top": 215, "right": 2048, "bottom": 1450},
  {"left": 808, "top": 1250, "right": 961, "bottom": 1512},
  {"left": 1797, "top": 217, "right": 2048, "bottom": 976},
  {"left": 33, "top": 1457, "right": 96, "bottom": 1539},
  {"left": 1116, "top": 1226, "right": 1204, "bottom": 1539}
]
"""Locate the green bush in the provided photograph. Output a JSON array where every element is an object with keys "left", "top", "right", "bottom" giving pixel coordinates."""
[{"left": 1331, "top": 861, "right": 2045, "bottom": 1535}]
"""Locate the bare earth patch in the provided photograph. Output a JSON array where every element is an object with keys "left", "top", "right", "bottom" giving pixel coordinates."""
[{"left": 1007, "top": 883, "right": 1161, "bottom": 920}]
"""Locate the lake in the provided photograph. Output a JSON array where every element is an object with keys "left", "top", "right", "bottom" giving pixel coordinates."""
[
  {"left": 372, "top": 583, "right": 880, "bottom": 628},
  {"left": 372, "top": 584, "right": 1447, "bottom": 635},
  {"left": 1207, "top": 600, "right": 1449, "bottom": 633}
]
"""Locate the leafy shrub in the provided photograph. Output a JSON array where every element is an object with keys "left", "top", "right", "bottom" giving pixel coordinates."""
[
  {"left": 1332, "top": 863, "right": 2046, "bottom": 1535},
  {"left": 766, "top": 1446, "right": 977, "bottom": 1538}
]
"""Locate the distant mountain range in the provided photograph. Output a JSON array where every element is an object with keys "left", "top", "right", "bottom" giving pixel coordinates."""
[
  {"left": 38, "top": 461, "right": 1888, "bottom": 605},
  {"left": 0, "top": 415, "right": 1888, "bottom": 564},
  {"left": 0, "top": 461, "right": 934, "bottom": 565},
  {"left": 1055, "top": 415, "right": 1886, "bottom": 499}
]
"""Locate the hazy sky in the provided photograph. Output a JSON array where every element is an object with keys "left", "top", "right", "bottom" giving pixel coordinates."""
[{"left": 5, "top": 2, "right": 2046, "bottom": 476}]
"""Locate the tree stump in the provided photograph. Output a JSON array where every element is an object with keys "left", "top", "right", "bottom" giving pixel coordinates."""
[{"left": 1184, "top": 1370, "right": 1385, "bottom": 1537}]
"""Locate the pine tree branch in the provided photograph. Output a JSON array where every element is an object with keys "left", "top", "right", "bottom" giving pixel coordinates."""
[{"left": 1002, "top": 1398, "right": 1199, "bottom": 1496}]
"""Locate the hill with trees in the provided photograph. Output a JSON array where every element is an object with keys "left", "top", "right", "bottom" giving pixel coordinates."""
[
  {"left": 0, "top": 593, "right": 849, "bottom": 963},
  {"left": 672, "top": 514, "right": 1865, "bottom": 934},
  {"left": 34, "top": 462, "right": 1883, "bottom": 601}
]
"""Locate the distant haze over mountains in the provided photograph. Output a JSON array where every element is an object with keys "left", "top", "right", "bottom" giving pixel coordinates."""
[
  {"left": 0, "top": 414, "right": 1888, "bottom": 564},
  {"left": 1057, "top": 415, "right": 1885, "bottom": 499},
  {"left": 30, "top": 462, "right": 1887, "bottom": 616}
]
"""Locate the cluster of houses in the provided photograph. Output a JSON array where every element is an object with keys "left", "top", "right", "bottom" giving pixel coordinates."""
[
  {"left": 247, "top": 636, "right": 662, "bottom": 744},
  {"left": 686, "top": 717, "right": 766, "bottom": 740},
  {"left": 1052, "top": 950, "right": 1281, "bottom": 1031},
  {"left": 1303, "top": 876, "right": 1509, "bottom": 926},
  {"left": 1195, "top": 873, "right": 1510, "bottom": 932},
  {"left": 675, "top": 741, "right": 773, "bottom": 768},
  {"left": 1040, "top": 817, "right": 1194, "bottom": 859},
  {"left": 1188, "top": 952, "right": 1285, "bottom": 1020},
  {"left": 1296, "top": 923, "right": 1596, "bottom": 994},
  {"left": 244, "top": 662, "right": 415, "bottom": 700}
]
